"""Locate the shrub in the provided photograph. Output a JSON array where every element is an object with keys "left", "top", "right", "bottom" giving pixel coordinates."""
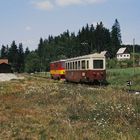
[{"left": 107, "top": 59, "right": 117, "bottom": 69}]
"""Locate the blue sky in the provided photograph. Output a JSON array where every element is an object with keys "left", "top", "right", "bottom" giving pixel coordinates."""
[{"left": 0, "top": 0, "right": 140, "bottom": 50}]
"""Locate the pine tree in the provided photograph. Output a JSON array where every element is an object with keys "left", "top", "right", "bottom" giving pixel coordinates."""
[
  {"left": 38, "top": 38, "right": 44, "bottom": 58},
  {"left": 8, "top": 41, "right": 18, "bottom": 72},
  {"left": 89, "top": 24, "right": 95, "bottom": 53},
  {"left": 111, "top": 19, "right": 122, "bottom": 57},
  {"left": 18, "top": 43, "right": 24, "bottom": 72},
  {"left": 25, "top": 47, "right": 30, "bottom": 58},
  {"left": 25, "top": 51, "right": 40, "bottom": 73},
  {"left": 1, "top": 45, "right": 8, "bottom": 58},
  {"left": 94, "top": 22, "right": 106, "bottom": 52}
]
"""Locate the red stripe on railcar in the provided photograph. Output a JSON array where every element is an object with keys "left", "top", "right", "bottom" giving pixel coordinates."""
[{"left": 65, "top": 70, "right": 106, "bottom": 82}]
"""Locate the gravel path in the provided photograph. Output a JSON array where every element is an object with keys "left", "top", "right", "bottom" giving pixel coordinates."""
[{"left": 0, "top": 73, "right": 24, "bottom": 81}]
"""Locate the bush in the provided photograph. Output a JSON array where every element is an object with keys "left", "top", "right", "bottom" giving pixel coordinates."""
[
  {"left": 107, "top": 59, "right": 134, "bottom": 69},
  {"left": 107, "top": 59, "right": 117, "bottom": 69}
]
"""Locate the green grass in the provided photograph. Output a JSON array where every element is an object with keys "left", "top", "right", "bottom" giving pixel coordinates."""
[
  {"left": 107, "top": 67, "right": 140, "bottom": 90},
  {"left": 34, "top": 67, "right": 140, "bottom": 90}
]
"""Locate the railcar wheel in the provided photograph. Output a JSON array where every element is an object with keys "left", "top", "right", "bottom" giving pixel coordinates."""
[
  {"left": 65, "top": 79, "right": 68, "bottom": 82},
  {"left": 57, "top": 77, "right": 60, "bottom": 80}
]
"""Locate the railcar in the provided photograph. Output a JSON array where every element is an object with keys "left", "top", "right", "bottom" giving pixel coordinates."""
[
  {"left": 50, "top": 60, "right": 65, "bottom": 80},
  {"left": 65, "top": 53, "right": 106, "bottom": 83}
]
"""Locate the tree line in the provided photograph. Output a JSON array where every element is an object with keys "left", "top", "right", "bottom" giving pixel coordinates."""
[
  {"left": 0, "top": 41, "right": 30, "bottom": 72},
  {"left": 0, "top": 19, "right": 140, "bottom": 73}
]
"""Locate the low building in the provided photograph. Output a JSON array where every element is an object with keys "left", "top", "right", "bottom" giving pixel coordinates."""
[
  {"left": 116, "top": 47, "right": 130, "bottom": 61},
  {"left": 0, "top": 59, "right": 8, "bottom": 64},
  {"left": 0, "top": 59, "right": 12, "bottom": 73}
]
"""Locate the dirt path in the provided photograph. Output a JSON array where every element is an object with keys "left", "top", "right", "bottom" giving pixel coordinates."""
[{"left": 0, "top": 73, "right": 24, "bottom": 81}]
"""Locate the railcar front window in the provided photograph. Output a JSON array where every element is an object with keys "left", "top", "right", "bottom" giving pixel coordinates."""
[
  {"left": 93, "top": 60, "right": 103, "bottom": 69},
  {"left": 62, "top": 62, "right": 65, "bottom": 68}
]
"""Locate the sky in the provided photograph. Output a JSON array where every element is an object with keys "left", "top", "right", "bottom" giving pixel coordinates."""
[{"left": 0, "top": 0, "right": 140, "bottom": 50}]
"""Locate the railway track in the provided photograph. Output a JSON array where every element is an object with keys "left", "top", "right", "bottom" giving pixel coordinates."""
[
  {"left": 28, "top": 73, "right": 107, "bottom": 89},
  {"left": 26, "top": 74, "right": 140, "bottom": 93}
]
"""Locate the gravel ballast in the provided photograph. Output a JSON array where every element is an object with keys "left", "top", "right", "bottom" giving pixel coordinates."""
[{"left": 0, "top": 73, "right": 24, "bottom": 82}]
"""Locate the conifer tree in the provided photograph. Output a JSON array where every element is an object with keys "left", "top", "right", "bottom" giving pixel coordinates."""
[
  {"left": 18, "top": 43, "right": 24, "bottom": 72},
  {"left": 8, "top": 41, "right": 18, "bottom": 72},
  {"left": 38, "top": 38, "right": 44, "bottom": 58},
  {"left": 111, "top": 19, "right": 122, "bottom": 57},
  {"left": 25, "top": 47, "right": 30, "bottom": 58},
  {"left": 1, "top": 45, "right": 8, "bottom": 58},
  {"left": 89, "top": 24, "right": 95, "bottom": 53},
  {"left": 25, "top": 51, "right": 40, "bottom": 73}
]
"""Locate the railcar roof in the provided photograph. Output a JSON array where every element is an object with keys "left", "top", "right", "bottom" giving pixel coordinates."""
[
  {"left": 65, "top": 53, "right": 105, "bottom": 62},
  {"left": 50, "top": 59, "right": 66, "bottom": 64}
]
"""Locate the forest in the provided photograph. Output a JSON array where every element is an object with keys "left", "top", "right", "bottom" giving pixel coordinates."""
[{"left": 0, "top": 19, "right": 140, "bottom": 73}]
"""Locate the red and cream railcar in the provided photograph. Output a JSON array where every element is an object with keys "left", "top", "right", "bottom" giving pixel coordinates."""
[
  {"left": 50, "top": 60, "right": 65, "bottom": 80},
  {"left": 65, "top": 53, "right": 106, "bottom": 83}
]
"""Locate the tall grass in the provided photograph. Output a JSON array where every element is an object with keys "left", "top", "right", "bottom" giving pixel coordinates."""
[{"left": 107, "top": 67, "right": 140, "bottom": 90}]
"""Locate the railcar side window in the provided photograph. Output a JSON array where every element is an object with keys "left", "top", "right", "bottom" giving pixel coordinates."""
[
  {"left": 65, "top": 63, "right": 68, "bottom": 69},
  {"left": 73, "top": 62, "right": 74, "bottom": 69},
  {"left": 87, "top": 60, "right": 89, "bottom": 69},
  {"left": 93, "top": 60, "right": 103, "bottom": 69},
  {"left": 82, "top": 60, "right": 86, "bottom": 69},
  {"left": 78, "top": 61, "right": 80, "bottom": 69},
  {"left": 55, "top": 63, "right": 57, "bottom": 69},
  {"left": 66, "top": 63, "right": 68, "bottom": 70},
  {"left": 75, "top": 61, "right": 77, "bottom": 69},
  {"left": 70, "top": 62, "right": 72, "bottom": 69},
  {"left": 68, "top": 63, "right": 69, "bottom": 69}
]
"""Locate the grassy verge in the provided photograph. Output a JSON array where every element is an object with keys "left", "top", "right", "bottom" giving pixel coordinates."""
[{"left": 107, "top": 67, "right": 140, "bottom": 91}]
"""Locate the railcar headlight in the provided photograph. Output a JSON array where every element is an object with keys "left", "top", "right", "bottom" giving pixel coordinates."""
[{"left": 82, "top": 72, "right": 85, "bottom": 76}]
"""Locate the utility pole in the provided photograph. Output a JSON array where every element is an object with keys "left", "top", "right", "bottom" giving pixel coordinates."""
[
  {"left": 133, "top": 38, "right": 135, "bottom": 76},
  {"left": 81, "top": 42, "right": 88, "bottom": 54}
]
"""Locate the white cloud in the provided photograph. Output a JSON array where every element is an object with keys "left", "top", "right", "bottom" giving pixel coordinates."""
[
  {"left": 92, "top": 22, "right": 97, "bottom": 27},
  {"left": 32, "top": 0, "right": 106, "bottom": 10},
  {"left": 56, "top": 0, "right": 82, "bottom": 6},
  {"left": 25, "top": 26, "right": 32, "bottom": 31},
  {"left": 84, "top": 0, "right": 106, "bottom": 4},
  {"left": 56, "top": 0, "right": 106, "bottom": 6},
  {"left": 33, "top": 1, "right": 54, "bottom": 10}
]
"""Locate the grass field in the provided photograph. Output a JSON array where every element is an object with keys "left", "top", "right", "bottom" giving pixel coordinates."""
[
  {"left": 107, "top": 67, "right": 140, "bottom": 90},
  {"left": 0, "top": 69, "right": 140, "bottom": 140}
]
